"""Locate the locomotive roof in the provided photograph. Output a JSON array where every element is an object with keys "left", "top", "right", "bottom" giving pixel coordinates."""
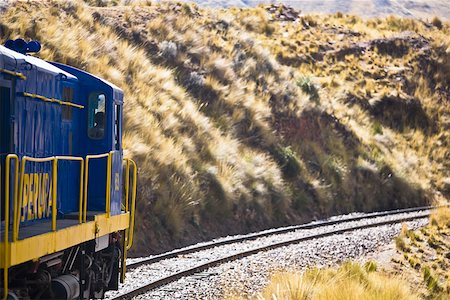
[
  {"left": 51, "top": 62, "right": 123, "bottom": 94},
  {"left": 0, "top": 44, "right": 77, "bottom": 80}
]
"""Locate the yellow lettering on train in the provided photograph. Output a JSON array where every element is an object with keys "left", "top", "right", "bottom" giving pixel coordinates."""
[
  {"left": 27, "top": 174, "right": 34, "bottom": 220},
  {"left": 33, "top": 173, "right": 39, "bottom": 218},
  {"left": 20, "top": 172, "right": 52, "bottom": 222},
  {"left": 47, "top": 177, "right": 52, "bottom": 218},
  {"left": 37, "top": 173, "right": 43, "bottom": 219},
  {"left": 21, "top": 174, "right": 29, "bottom": 222}
]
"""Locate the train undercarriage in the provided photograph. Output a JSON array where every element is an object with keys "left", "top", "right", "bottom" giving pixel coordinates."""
[{"left": 3, "top": 232, "right": 124, "bottom": 300}]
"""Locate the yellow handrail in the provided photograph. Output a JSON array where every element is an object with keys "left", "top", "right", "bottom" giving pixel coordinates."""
[
  {"left": 4, "top": 154, "right": 19, "bottom": 300},
  {"left": 1, "top": 160, "right": 4, "bottom": 300},
  {"left": 55, "top": 156, "right": 84, "bottom": 224},
  {"left": 125, "top": 160, "right": 130, "bottom": 213},
  {"left": 14, "top": 155, "right": 84, "bottom": 237},
  {"left": 2, "top": 152, "right": 136, "bottom": 294},
  {"left": 121, "top": 157, "right": 137, "bottom": 283},
  {"left": 0, "top": 68, "right": 26, "bottom": 80},
  {"left": 126, "top": 159, "right": 137, "bottom": 250},
  {"left": 22, "top": 92, "right": 84, "bottom": 109},
  {"left": 52, "top": 159, "right": 57, "bottom": 232},
  {"left": 84, "top": 152, "right": 113, "bottom": 222},
  {"left": 106, "top": 152, "right": 113, "bottom": 218}
]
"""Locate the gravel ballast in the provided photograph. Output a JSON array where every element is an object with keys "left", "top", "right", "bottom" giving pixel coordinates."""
[{"left": 106, "top": 211, "right": 429, "bottom": 299}]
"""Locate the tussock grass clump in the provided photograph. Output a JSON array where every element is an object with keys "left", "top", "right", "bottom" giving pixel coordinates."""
[
  {"left": 249, "top": 262, "right": 418, "bottom": 300},
  {"left": 423, "top": 266, "right": 442, "bottom": 293},
  {"left": 296, "top": 76, "right": 320, "bottom": 102},
  {"left": 430, "top": 207, "right": 450, "bottom": 228}
]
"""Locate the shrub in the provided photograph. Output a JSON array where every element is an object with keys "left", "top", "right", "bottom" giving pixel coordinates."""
[
  {"left": 430, "top": 207, "right": 450, "bottom": 228},
  {"left": 423, "top": 266, "right": 441, "bottom": 293},
  {"left": 271, "top": 145, "right": 301, "bottom": 178},
  {"left": 372, "top": 121, "right": 383, "bottom": 135},
  {"left": 431, "top": 17, "right": 443, "bottom": 29},
  {"left": 159, "top": 40, "right": 178, "bottom": 61},
  {"left": 365, "top": 260, "right": 377, "bottom": 272},
  {"left": 297, "top": 76, "right": 319, "bottom": 102},
  {"left": 395, "top": 236, "right": 409, "bottom": 252},
  {"left": 186, "top": 71, "right": 205, "bottom": 88},
  {"left": 292, "top": 191, "right": 309, "bottom": 210}
]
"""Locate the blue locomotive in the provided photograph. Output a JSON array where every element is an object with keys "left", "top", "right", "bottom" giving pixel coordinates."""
[{"left": 0, "top": 39, "right": 137, "bottom": 299}]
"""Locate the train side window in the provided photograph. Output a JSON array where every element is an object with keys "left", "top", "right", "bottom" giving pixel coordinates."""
[
  {"left": 88, "top": 92, "right": 106, "bottom": 140},
  {"left": 62, "top": 87, "right": 73, "bottom": 120}
]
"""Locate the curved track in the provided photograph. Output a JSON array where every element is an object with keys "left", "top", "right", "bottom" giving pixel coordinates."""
[
  {"left": 113, "top": 206, "right": 435, "bottom": 299},
  {"left": 127, "top": 205, "right": 433, "bottom": 269}
]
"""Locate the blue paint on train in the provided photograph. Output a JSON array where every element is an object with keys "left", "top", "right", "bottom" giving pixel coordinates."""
[{"left": 0, "top": 41, "right": 123, "bottom": 223}]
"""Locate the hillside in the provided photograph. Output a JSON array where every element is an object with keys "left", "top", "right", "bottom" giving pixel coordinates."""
[
  {"left": 183, "top": 0, "right": 450, "bottom": 20},
  {"left": 0, "top": 0, "right": 448, "bottom": 256}
]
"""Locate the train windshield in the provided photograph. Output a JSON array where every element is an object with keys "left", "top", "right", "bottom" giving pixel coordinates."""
[{"left": 88, "top": 92, "right": 106, "bottom": 139}]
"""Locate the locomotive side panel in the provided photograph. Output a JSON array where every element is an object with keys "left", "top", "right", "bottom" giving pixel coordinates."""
[{"left": 12, "top": 63, "right": 82, "bottom": 222}]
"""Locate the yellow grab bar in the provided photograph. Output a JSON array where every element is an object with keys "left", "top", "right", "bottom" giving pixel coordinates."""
[
  {"left": 0, "top": 68, "right": 26, "bottom": 80},
  {"left": 4, "top": 154, "right": 19, "bottom": 300},
  {"left": 23, "top": 92, "right": 84, "bottom": 109},
  {"left": 121, "top": 157, "right": 137, "bottom": 283},
  {"left": 106, "top": 152, "right": 113, "bottom": 218},
  {"left": 125, "top": 160, "right": 130, "bottom": 213},
  {"left": 52, "top": 159, "right": 57, "bottom": 231},
  {"left": 125, "top": 158, "right": 137, "bottom": 250},
  {"left": 13, "top": 155, "right": 85, "bottom": 238},
  {"left": 84, "top": 152, "right": 113, "bottom": 222}
]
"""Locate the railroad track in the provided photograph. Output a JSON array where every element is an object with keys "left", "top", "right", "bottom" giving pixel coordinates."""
[{"left": 110, "top": 206, "right": 436, "bottom": 299}]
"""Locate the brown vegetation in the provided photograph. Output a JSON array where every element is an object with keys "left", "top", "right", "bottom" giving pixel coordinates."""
[
  {"left": 392, "top": 206, "right": 450, "bottom": 298},
  {"left": 229, "top": 262, "right": 419, "bottom": 300},
  {"left": 1, "top": 0, "right": 448, "bottom": 256}
]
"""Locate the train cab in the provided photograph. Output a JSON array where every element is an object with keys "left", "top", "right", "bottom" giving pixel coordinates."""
[{"left": 0, "top": 39, "right": 136, "bottom": 299}]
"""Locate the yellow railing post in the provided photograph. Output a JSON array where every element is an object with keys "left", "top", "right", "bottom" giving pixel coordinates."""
[
  {"left": 126, "top": 159, "right": 137, "bottom": 250},
  {"left": 84, "top": 157, "right": 89, "bottom": 223},
  {"left": 79, "top": 161, "right": 84, "bottom": 224},
  {"left": 51, "top": 159, "right": 58, "bottom": 231},
  {"left": 2, "top": 160, "right": 6, "bottom": 300},
  {"left": 4, "top": 154, "right": 19, "bottom": 300},
  {"left": 84, "top": 152, "right": 112, "bottom": 219},
  {"left": 15, "top": 157, "right": 27, "bottom": 241},
  {"left": 106, "top": 152, "right": 113, "bottom": 218},
  {"left": 121, "top": 157, "right": 137, "bottom": 282},
  {"left": 125, "top": 159, "right": 130, "bottom": 213}
]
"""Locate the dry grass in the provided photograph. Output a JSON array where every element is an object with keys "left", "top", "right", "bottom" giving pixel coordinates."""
[
  {"left": 430, "top": 206, "right": 450, "bottom": 228},
  {"left": 230, "top": 262, "right": 418, "bottom": 300},
  {"left": 1, "top": 0, "right": 448, "bottom": 254},
  {"left": 391, "top": 204, "right": 450, "bottom": 298}
]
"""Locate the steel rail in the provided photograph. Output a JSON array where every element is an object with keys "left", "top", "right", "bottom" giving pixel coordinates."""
[
  {"left": 127, "top": 205, "right": 435, "bottom": 270},
  {"left": 113, "top": 211, "right": 430, "bottom": 299}
]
